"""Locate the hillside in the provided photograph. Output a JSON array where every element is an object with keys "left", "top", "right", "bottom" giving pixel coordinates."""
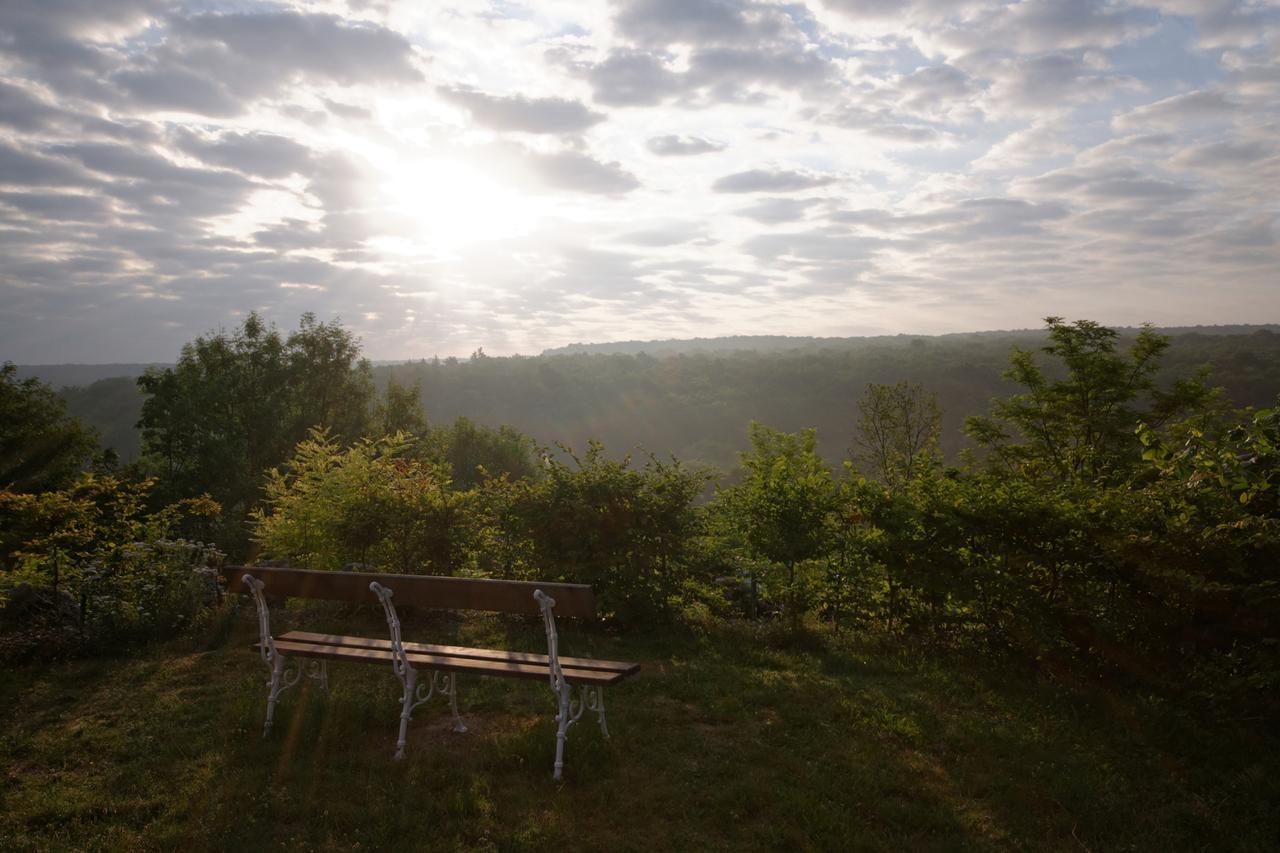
[
  {"left": 540, "top": 325, "right": 1280, "bottom": 357},
  {"left": 19, "top": 326, "right": 1280, "bottom": 470},
  {"left": 386, "top": 327, "right": 1280, "bottom": 472}
]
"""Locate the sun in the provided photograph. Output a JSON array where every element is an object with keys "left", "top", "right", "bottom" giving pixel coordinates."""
[{"left": 373, "top": 157, "right": 542, "bottom": 256}]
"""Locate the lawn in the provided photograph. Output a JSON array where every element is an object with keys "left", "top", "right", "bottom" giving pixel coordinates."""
[{"left": 1, "top": 605, "right": 1275, "bottom": 852}]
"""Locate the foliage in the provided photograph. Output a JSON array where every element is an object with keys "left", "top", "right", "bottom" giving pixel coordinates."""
[
  {"left": 965, "top": 317, "right": 1215, "bottom": 483},
  {"left": 0, "top": 474, "right": 220, "bottom": 656},
  {"left": 252, "top": 430, "right": 709, "bottom": 622},
  {"left": 511, "top": 442, "right": 712, "bottom": 622},
  {"left": 137, "top": 312, "right": 374, "bottom": 554},
  {"left": 0, "top": 362, "right": 101, "bottom": 493},
  {"left": 252, "top": 430, "right": 472, "bottom": 576},
  {"left": 421, "top": 416, "right": 539, "bottom": 489},
  {"left": 722, "top": 422, "right": 836, "bottom": 628},
  {"left": 850, "top": 380, "right": 942, "bottom": 486},
  {"left": 372, "top": 377, "right": 429, "bottom": 437},
  {"left": 34, "top": 327, "right": 1280, "bottom": 478}
]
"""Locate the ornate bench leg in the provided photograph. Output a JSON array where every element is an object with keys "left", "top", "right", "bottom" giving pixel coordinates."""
[
  {"left": 371, "top": 582, "right": 471, "bottom": 760},
  {"left": 311, "top": 660, "right": 329, "bottom": 693},
  {"left": 264, "top": 654, "right": 303, "bottom": 737},
  {"left": 553, "top": 687, "right": 571, "bottom": 781},
  {"left": 395, "top": 666, "right": 418, "bottom": 760},
  {"left": 439, "top": 672, "right": 468, "bottom": 734},
  {"left": 263, "top": 653, "right": 285, "bottom": 737},
  {"left": 588, "top": 686, "right": 609, "bottom": 739}
]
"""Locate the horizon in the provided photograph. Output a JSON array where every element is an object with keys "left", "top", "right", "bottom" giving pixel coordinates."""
[
  {"left": 2, "top": 1, "right": 1279, "bottom": 362},
  {"left": 9, "top": 320, "right": 1280, "bottom": 369}
]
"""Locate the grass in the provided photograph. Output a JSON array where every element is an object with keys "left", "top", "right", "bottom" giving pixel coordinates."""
[{"left": 1, "top": 605, "right": 1276, "bottom": 852}]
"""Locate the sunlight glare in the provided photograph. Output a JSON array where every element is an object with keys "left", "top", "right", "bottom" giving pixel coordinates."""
[{"left": 376, "top": 158, "right": 541, "bottom": 256}]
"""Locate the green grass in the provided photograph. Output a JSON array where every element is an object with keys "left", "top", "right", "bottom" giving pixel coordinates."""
[{"left": 1, "top": 606, "right": 1276, "bottom": 852}]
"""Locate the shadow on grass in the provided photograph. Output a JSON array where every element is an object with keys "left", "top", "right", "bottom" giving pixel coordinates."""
[{"left": 1, "top": 606, "right": 1277, "bottom": 852}]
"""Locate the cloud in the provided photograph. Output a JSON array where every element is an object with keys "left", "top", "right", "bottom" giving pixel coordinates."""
[
  {"left": 973, "top": 119, "right": 1076, "bottom": 169},
  {"left": 172, "top": 131, "right": 313, "bottom": 179},
  {"left": 527, "top": 150, "right": 641, "bottom": 195},
  {"left": 1112, "top": 90, "right": 1238, "bottom": 130},
  {"left": 103, "top": 10, "right": 424, "bottom": 118},
  {"left": 816, "top": 103, "right": 948, "bottom": 143},
  {"left": 172, "top": 11, "right": 423, "bottom": 87},
  {"left": 612, "top": 0, "right": 796, "bottom": 48},
  {"left": 982, "top": 53, "right": 1141, "bottom": 112},
  {"left": 1174, "top": 138, "right": 1275, "bottom": 169},
  {"left": 1138, "top": 1, "right": 1280, "bottom": 48},
  {"left": 712, "top": 168, "right": 838, "bottom": 193},
  {"left": 829, "top": 197, "right": 1071, "bottom": 242},
  {"left": 564, "top": 30, "right": 836, "bottom": 108},
  {"left": 1018, "top": 163, "right": 1197, "bottom": 206},
  {"left": 615, "top": 222, "right": 710, "bottom": 246},
  {"left": 735, "top": 197, "right": 825, "bottom": 223},
  {"left": 0, "top": 190, "right": 112, "bottom": 222},
  {"left": 0, "top": 142, "right": 93, "bottom": 188},
  {"left": 439, "top": 87, "right": 606, "bottom": 134},
  {"left": 646, "top": 135, "right": 726, "bottom": 155},
  {"left": 0, "top": 0, "right": 1276, "bottom": 361},
  {"left": 896, "top": 63, "right": 981, "bottom": 117},
  {"left": 573, "top": 49, "right": 686, "bottom": 107},
  {"left": 0, "top": 81, "right": 71, "bottom": 131},
  {"left": 940, "top": 0, "right": 1151, "bottom": 54}
]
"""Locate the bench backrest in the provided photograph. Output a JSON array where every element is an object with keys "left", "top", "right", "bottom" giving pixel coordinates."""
[{"left": 225, "top": 566, "right": 597, "bottom": 618}]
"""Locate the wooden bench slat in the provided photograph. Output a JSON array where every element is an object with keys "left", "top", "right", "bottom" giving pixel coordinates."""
[
  {"left": 226, "top": 566, "right": 597, "bottom": 618},
  {"left": 269, "top": 640, "right": 627, "bottom": 686},
  {"left": 279, "top": 631, "right": 640, "bottom": 677}
]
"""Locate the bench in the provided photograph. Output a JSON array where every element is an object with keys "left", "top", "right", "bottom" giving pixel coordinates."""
[{"left": 225, "top": 566, "right": 638, "bottom": 779}]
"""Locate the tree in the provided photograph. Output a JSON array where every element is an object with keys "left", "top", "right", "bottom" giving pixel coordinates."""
[
  {"left": 422, "top": 417, "right": 538, "bottom": 489},
  {"left": 374, "top": 378, "right": 428, "bottom": 437},
  {"left": 252, "top": 429, "right": 472, "bottom": 575},
  {"left": 137, "top": 313, "right": 374, "bottom": 554},
  {"left": 965, "top": 317, "right": 1214, "bottom": 483},
  {"left": 850, "top": 380, "right": 942, "bottom": 487},
  {"left": 511, "top": 441, "right": 710, "bottom": 622},
  {"left": 725, "top": 422, "right": 836, "bottom": 629},
  {"left": 0, "top": 363, "right": 101, "bottom": 493}
]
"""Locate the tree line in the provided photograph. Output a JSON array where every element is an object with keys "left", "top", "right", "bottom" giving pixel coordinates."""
[
  {"left": 38, "top": 324, "right": 1280, "bottom": 471},
  {"left": 1, "top": 314, "right": 1277, "bottom": 717}
]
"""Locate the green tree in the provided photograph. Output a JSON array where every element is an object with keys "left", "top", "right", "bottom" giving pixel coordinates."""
[
  {"left": 850, "top": 380, "right": 942, "bottom": 487},
  {"left": 423, "top": 417, "right": 538, "bottom": 489},
  {"left": 965, "top": 317, "right": 1214, "bottom": 483},
  {"left": 0, "top": 363, "right": 101, "bottom": 493},
  {"left": 252, "top": 429, "right": 472, "bottom": 575},
  {"left": 137, "top": 313, "right": 374, "bottom": 553},
  {"left": 724, "top": 422, "right": 836, "bottom": 629},
  {"left": 374, "top": 378, "right": 428, "bottom": 437},
  {"left": 513, "top": 442, "right": 709, "bottom": 622}
]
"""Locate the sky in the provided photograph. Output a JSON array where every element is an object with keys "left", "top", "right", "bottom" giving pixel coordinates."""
[{"left": 0, "top": 0, "right": 1278, "bottom": 362}]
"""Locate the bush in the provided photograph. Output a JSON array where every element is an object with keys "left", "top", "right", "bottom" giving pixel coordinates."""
[{"left": 0, "top": 475, "right": 222, "bottom": 658}]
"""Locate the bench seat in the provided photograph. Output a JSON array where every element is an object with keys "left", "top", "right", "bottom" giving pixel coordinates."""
[{"left": 273, "top": 631, "right": 639, "bottom": 687}]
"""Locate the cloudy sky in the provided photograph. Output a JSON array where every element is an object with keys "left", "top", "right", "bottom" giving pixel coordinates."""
[{"left": 1, "top": 0, "right": 1277, "bottom": 362}]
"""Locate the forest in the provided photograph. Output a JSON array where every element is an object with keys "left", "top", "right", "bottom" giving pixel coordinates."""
[
  {"left": 2, "top": 314, "right": 1278, "bottom": 849},
  {"left": 25, "top": 323, "right": 1280, "bottom": 472}
]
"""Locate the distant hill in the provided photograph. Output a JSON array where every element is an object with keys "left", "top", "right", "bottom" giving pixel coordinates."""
[
  {"left": 16, "top": 325, "right": 1280, "bottom": 471},
  {"left": 13, "top": 363, "right": 167, "bottom": 388},
  {"left": 59, "top": 377, "right": 145, "bottom": 462},
  {"left": 541, "top": 325, "right": 1280, "bottom": 357}
]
